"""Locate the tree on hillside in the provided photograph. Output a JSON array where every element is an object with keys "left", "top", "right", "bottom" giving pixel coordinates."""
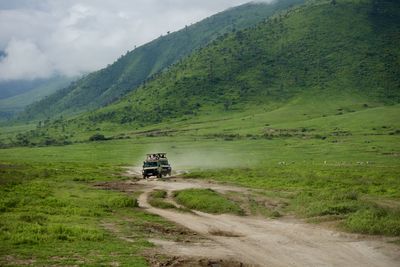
[{"left": 224, "top": 99, "right": 232, "bottom": 111}]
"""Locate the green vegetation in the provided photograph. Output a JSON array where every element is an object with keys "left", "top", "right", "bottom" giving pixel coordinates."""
[
  {"left": 88, "top": 133, "right": 108, "bottom": 141},
  {"left": 19, "top": 0, "right": 304, "bottom": 121},
  {"left": 8, "top": 0, "right": 398, "bottom": 148},
  {"left": 224, "top": 190, "right": 285, "bottom": 218},
  {"left": 148, "top": 190, "right": 176, "bottom": 209},
  {"left": 81, "top": 0, "right": 399, "bottom": 127},
  {"left": 0, "top": 0, "right": 399, "bottom": 264},
  {"left": 344, "top": 208, "right": 400, "bottom": 235},
  {"left": 0, "top": 164, "right": 143, "bottom": 265},
  {"left": 0, "top": 127, "right": 399, "bottom": 264},
  {"left": 0, "top": 147, "right": 194, "bottom": 266},
  {"left": 174, "top": 188, "right": 243, "bottom": 215}
]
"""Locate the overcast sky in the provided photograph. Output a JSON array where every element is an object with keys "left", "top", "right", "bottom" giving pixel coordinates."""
[{"left": 0, "top": 0, "right": 274, "bottom": 81}]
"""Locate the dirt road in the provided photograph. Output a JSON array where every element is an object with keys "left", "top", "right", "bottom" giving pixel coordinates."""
[
  {"left": 133, "top": 178, "right": 399, "bottom": 267},
  {"left": 109, "top": 170, "right": 400, "bottom": 266}
]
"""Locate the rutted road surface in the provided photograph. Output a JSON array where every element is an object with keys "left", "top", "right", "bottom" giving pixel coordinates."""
[{"left": 112, "top": 169, "right": 400, "bottom": 266}]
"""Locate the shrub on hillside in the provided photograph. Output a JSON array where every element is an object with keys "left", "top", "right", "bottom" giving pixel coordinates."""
[{"left": 89, "top": 133, "right": 107, "bottom": 141}]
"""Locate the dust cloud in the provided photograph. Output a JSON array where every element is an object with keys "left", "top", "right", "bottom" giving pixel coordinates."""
[{"left": 139, "top": 145, "right": 257, "bottom": 171}]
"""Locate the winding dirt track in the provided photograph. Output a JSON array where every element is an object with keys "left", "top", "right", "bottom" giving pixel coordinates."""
[{"left": 128, "top": 174, "right": 400, "bottom": 266}]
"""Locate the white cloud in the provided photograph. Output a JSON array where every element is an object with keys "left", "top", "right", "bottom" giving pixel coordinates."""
[
  {"left": 0, "top": 0, "right": 274, "bottom": 81},
  {"left": 0, "top": 39, "right": 53, "bottom": 80}
]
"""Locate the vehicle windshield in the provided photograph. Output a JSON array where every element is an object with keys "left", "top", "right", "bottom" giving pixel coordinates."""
[
  {"left": 143, "top": 161, "right": 157, "bottom": 167},
  {"left": 159, "top": 159, "right": 169, "bottom": 165}
]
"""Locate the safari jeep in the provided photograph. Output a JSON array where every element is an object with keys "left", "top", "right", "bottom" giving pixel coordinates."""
[{"left": 142, "top": 153, "right": 172, "bottom": 179}]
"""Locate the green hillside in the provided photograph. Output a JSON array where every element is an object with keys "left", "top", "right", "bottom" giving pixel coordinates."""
[
  {"left": 19, "top": 0, "right": 304, "bottom": 121},
  {"left": 0, "top": 77, "right": 74, "bottom": 121},
  {"left": 85, "top": 0, "right": 399, "bottom": 124},
  {"left": 6, "top": 0, "right": 399, "bottom": 146}
]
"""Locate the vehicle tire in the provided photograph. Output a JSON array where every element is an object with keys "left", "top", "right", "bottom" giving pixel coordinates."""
[{"left": 143, "top": 175, "right": 146, "bottom": 179}]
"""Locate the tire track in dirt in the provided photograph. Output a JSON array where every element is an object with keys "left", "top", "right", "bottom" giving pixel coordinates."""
[{"left": 134, "top": 178, "right": 400, "bottom": 267}]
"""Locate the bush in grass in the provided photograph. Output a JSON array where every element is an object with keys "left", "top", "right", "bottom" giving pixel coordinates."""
[
  {"left": 8, "top": 222, "right": 49, "bottom": 245},
  {"left": 270, "top": 210, "right": 282, "bottom": 218},
  {"left": 174, "top": 188, "right": 243, "bottom": 215},
  {"left": 0, "top": 199, "right": 18, "bottom": 212},
  {"left": 148, "top": 190, "right": 176, "bottom": 209},
  {"left": 101, "top": 195, "right": 138, "bottom": 210},
  {"left": 334, "top": 191, "right": 359, "bottom": 201},
  {"left": 306, "top": 201, "right": 360, "bottom": 217},
  {"left": 343, "top": 207, "right": 400, "bottom": 236},
  {"left": 294, "top": 189, "right": 365, "bottom": 217},
  {"left": 49, "top": 224, "right": 104, "bottom": 242},
  {"left": 0, "top": 181, "right": 53, "bottom": 212},
  {"left": 151, "top": 190, "right": 167, "bottom": 199},
  {"left": 149, "top": 198, "right": 176, "bottom": 209},
  {"left": 89, "top": 133, "right": 108, "bottom": 141},
  {"left": 19, "top": 213, "right": 48, "bottom": 225}
]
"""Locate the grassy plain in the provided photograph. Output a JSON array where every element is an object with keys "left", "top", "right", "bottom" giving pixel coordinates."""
[
  {"left": 0, "top": 108, "right": 399, "bottom": 264},
  {"left": 0, "top": 143, "right": 181, "bottom": 266},
  {"left": 1, "top": 91, "right": 399, "bottom": 267}
]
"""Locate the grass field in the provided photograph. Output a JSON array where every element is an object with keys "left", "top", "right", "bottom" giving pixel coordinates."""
[
  {"left": 1, "top": 78, "right": 399, "bottom": 265},
  {"left": 0, "top": 114, "right": 399, "bottom": 264},
  {"left": 0, "top": 149, "right": 187, "bottom": 266}
]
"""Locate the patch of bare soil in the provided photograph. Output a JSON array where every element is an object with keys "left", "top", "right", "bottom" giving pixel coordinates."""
[
  {"left": 102, "top": 219, "right": 201, "bottom": 244},
  {"left": 2, "top": 256, "right": 36, "bottom": 266},
  {"left": 94, "top": 180, "right": 149, "bottom": 193},
  {"left": 224, "top": 190, "right": 288, "bottom": 218},
  {"left": 149, "top": 257, "right": 253, "bottom": 267},
  {"left": 102, "top": 222, "right": 136, "bottom": 243},
  {"left": 143, "top": 221, "right": 200, "bottom": 242},
  {"left": 99, "top": 174, "right": 400, "bottom": 267},
  {"left": 208, "top": 229, "right": 243, "bottom": 237},
  {"left": 146, "top": 239, "right": 252, "bottom": 266},
  {"left": 147, "top": 254, "right": 252, "bottom": 267}
]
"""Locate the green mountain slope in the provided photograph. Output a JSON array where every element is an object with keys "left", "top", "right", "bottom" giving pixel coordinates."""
[
  {"left": 5, "top": 0, "right": 399, "bottom": 147},
  {"left": 86, "top": 0, "right": 399, "bottom": 125},
  {"left": 0, "top": 76, "right": 74, "bottom": 120},
  {"left": 20, "top": 0, "right": 304, "bottom": 120}
]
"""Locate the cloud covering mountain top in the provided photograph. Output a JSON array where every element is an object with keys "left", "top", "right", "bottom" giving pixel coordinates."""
[{"left": 0, "top": 0, "right": 274, "bottom": 81}]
